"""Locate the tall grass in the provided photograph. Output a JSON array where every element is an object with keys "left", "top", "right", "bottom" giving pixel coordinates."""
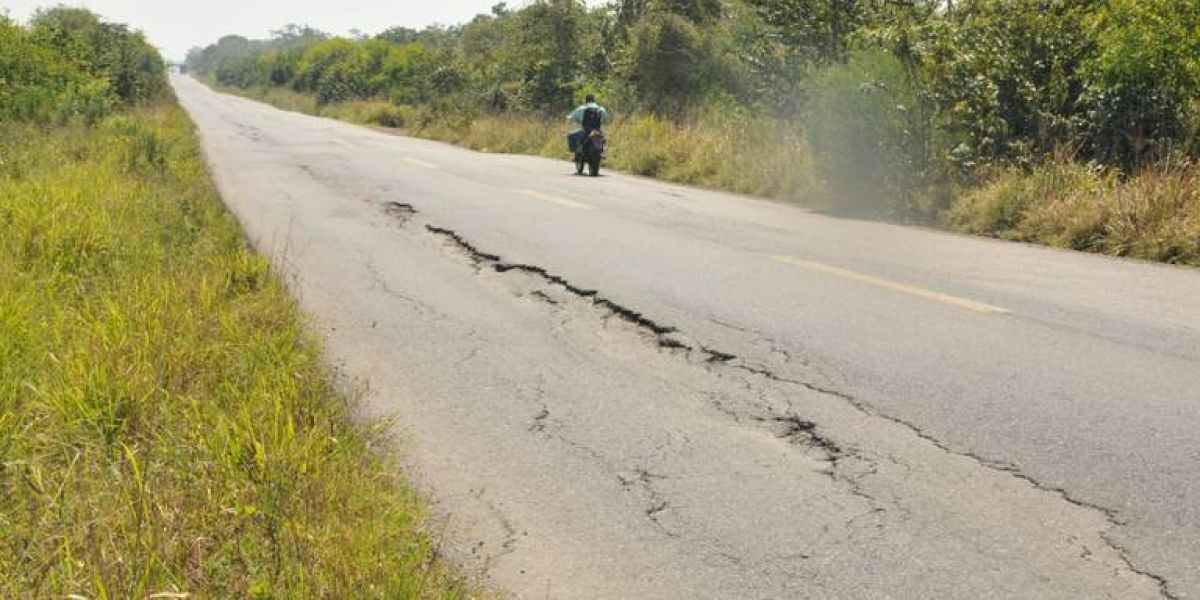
[
  {"left": 946, "top": 160, "right": 1200, "bottom": 265},
  {"left": 0, "top": 103, "right": 477, "bottom": 597},
  {"left": 407, "top": 110, "right": 818, "bottom": 201}
]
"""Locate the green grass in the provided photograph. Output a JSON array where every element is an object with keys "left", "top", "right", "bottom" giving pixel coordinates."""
[
  {"left": 0, "top": 102, "right": 477, "bottom": 598},
  {"left": 946, "top": 160, "right": 1200, "bottom": 265}
]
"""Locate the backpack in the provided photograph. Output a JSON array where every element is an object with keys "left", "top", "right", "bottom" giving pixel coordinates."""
[{"left": 582, "top": 106, "right": 603, "bottom": 130}]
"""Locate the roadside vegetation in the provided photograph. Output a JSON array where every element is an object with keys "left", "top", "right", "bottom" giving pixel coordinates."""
[
  {"left": 189, "top": 0, "right": 1200, "bottom": 265},
  {"left": 222, "top": 83, "right": 817, "bottom": 200},
  {"left": 947, "top": 160, "right": 1200, "bottom": 264},
  {"left": 1, "top": 9, "right": 472, "bottom": 597}
]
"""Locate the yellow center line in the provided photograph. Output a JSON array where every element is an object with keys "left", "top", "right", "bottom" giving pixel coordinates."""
[
  {"left": 517, "top": 189, "right": 593, "bottom": 211},
  {"left": 769, "top": 255, "right": 1011, "bottom": 315},
  {"left": 403, "top": 157, "right": 439, "bottom": 168}
]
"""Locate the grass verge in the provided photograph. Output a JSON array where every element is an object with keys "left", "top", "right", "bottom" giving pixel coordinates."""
[
  {"left": 0, "top": 101, "right": 476, "bottom": 598},
  {"left": 946, "top": 160, "right": 1200, "bottom": 266}
]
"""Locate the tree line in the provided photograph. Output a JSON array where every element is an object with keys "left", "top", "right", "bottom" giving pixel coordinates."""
[
  {"left": 187, "top": 0, "right": 1199, "bottom": 215},
  {"left": 1, "top": 8, "right": 167, "bottom": 123}
]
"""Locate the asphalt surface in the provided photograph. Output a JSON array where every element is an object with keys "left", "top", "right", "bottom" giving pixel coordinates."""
[{"left": 174, "top": 75, "right": 1200, "bottom": 599}]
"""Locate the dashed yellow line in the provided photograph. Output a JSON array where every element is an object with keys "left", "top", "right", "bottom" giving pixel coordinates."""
[
  {"left": 769, "top": 255, "right": 1011, "bottom": 315},
  {"left": 403, "top": 157, "right": 439, "bottom": 168},
  {"left": 517, "top": 189, "right": 593, "bottom": 210}
]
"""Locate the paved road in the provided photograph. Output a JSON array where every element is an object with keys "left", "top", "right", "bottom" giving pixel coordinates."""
[{"left": 174, "top": 75, "right": 1200, "bottom": 599}]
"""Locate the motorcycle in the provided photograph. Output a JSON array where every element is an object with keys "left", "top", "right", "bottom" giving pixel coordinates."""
[{"left": 571, "top": 129, "right": 606, "bottom": 177}]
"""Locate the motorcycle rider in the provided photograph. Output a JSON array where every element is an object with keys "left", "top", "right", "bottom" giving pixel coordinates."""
[{"left": 567, "top": 94, "right": 610, "bottom": 161}]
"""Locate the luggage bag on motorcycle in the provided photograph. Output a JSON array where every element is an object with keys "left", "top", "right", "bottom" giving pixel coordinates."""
[{"left": 567, "top": 129, "right": 586, "bottom": 153}]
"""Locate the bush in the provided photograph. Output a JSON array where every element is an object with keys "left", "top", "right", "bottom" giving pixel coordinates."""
[
  {"left": 895, "top": 0, "right": 1095, "bottom": 171},
  {"left": 29, "top": 7, "right": 167, "bottom": 106},
  {"left": 215, "top": 55, "right": 265, "bottom": 88},
  {"left": 323, "top": 100, "right": 407, "bottom": 128},
  {"left": 365, "top": 102, "right": 406, "bottom": 128},
  {"left": 0, "top": 16, "right": 93, "bottom": 122},
  {"left": 294, "top": 38, "right": 373, "bottom": 104},
  {"left": 1082, "top": 0, "right": 1200, "bottom": 168},
  {"left": 622, "top": 11, "right": 709, "bottom": 114},
  {"left": 807, "top": 49, "right": 931, "bottom": 217},
  {"left": 1, "top": 10, "right": 164, "bottom": 123}
]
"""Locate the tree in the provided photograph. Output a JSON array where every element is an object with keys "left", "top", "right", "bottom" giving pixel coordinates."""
[
  {"left": 808, "top": 49, "right": 932, "bottom": 215},
  {"left": 1, "top": 11, "right": 162, "bottom": 122},
  {"left": 269, "top": 24, "right": 327, "bottom": 50},
  {"left": 29, "top": 7, "right": 166, "bottom": 105},
  {"left": 744, "top": 0, "right": 874, "bottom": 65},
  {"left": 1083, "top": 0, "right": 1200, "bottom": 167},
  {"left": 621, "top": 10, "right": 707, "bottom": 112},
  {"left": 293, "top": 38, "right": 372, "bottom": 103},
  {"left": 513, "top": 0, "right": 594, "bottom": 111}
]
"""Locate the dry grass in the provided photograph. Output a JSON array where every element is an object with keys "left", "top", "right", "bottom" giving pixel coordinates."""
[
  {"left": 0, "top": 102, "right": 479, "bottom": 598},
  {"left": 947, "top": 161, "right": 1200, "bottom": 265},
  {"left": 410, "top": 110, "right": 819, "bottom": 201}
]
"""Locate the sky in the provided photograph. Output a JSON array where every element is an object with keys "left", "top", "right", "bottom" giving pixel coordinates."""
[{"left": 1, "top": 0, "right": 514, "bottom": 60}]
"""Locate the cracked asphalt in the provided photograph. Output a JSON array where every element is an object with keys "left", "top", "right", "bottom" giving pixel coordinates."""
[{"left": 174, "top": 75, "right": 1200, "bottom": 599}]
